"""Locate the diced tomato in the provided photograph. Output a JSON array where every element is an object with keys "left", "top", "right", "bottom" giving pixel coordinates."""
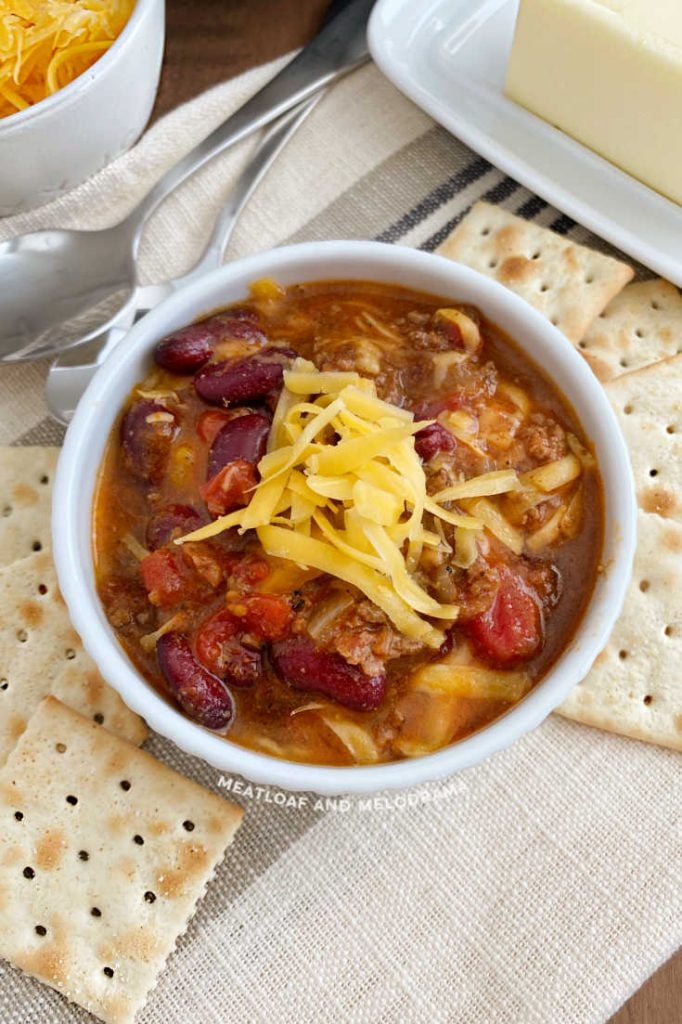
[
  {"left": 467, "top": 569, "right": 543, "bottom": 667},
  {"left": 196, "top": 409, "right": 236, "bottom": 445},
  {"left": 200, "top": 459, "right": 257, "bottom": 516},
  {"left": 140, "top": 548, "right": 191, "bottom": 608},
  {"left": 195, "top": 609, "right": 239, "bottom": 676},
  {"left": 226, "top": 553, "right": 271, "bottom": 586},
  {"left": 227, "top": 593, "right": 293, "bottom": 641},
  {"left": 195, "top": 608, "right": 263, "bottom": 684}
]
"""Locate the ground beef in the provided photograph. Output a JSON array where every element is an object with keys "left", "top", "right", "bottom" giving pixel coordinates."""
[
  {"left": 328, "top": 602, "right": 425, "bottom": 676},
  {"left": 518, "top": 413, "right": 567, "bottom": 464},
  {"left": 294, "top": 592, "right": 425, "bottom": 677},
  {"left": 99, "top": 576, "right": 154, "bottom": 634}
]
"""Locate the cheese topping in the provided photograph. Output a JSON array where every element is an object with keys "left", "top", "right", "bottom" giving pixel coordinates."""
[
  {"left": 0, "top": 0, "right": 134, "bottom": 117},
  {"left": 178, "top": 361, "right": 525, "bottom": 646}
]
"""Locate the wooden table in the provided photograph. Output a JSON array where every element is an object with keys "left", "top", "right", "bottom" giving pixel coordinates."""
[{"left": 156, "top": 4, "right": 680, "bottom": 1021}]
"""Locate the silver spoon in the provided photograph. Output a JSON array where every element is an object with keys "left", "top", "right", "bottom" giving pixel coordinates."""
[
  {"left": 46, "top": 94, "right": 322, "bottom": 426},
  {"left": 0, "top": 0, "right": 374, "bottom": 363}
]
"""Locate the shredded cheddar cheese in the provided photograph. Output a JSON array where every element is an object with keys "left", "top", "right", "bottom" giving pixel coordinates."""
[
  {"left": 177, "top": 361, "right": 535, "bottom": 646},
  {"left": 0, "top": 0, "right": 134, "bottom": 118}
]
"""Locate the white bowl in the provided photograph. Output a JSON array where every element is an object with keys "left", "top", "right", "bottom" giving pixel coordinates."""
[
  {"left": 53, "top": 240, "right": 636, "bottom": 795},
  {"left": 0, "top": 0, "right": 164, "bottom": 215}
]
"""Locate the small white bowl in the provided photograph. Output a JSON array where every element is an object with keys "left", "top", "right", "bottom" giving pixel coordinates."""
[
  {"left": 53, "top": 241, "right": 636, "bottom": 795},
  {"left": 0, "top": 0, "right": 164, "bottom": 215}
]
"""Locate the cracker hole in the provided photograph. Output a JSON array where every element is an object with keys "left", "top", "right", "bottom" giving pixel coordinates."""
[
  {"left": 66, "top": 795, "right": 78, "bottom": 806},
  {"left": 639, "top": 580, "right": 650, "bottom": 593},
  {"left": 34, "top": 925, "right": 47, "bottom": 937},
  {"left": 649, "top": 468, "right": 658, "bottom": 477},
  {"left": 17, "top": 629, "right": 28, "bottom": 643},
  {"left": 14, "top": 811, "right": 23, "bottom": 821},
  {"left": 144, "top": 891, "right": 156, "bottom": 904},
  {"left": 103, "top": 967, "right": 114, "bottom": 979},
  {"left": 1, "top": 505, "right": 11, "bottom": 517},
  {"left": 91, "top": 907, "right": 102, "bottom": 918},
  {"left": 64, "top": 648, "right": 76, "bottom": 660},
  {"left": 39, "top": 474, "right": 49, "bottom": 485},
  {"left": 93, "top": 713, "right": 104, "bottom": 725},
  {"left": 481, "top": 227, "right": 491, "bottom": 236},
  {"left": 78, "top": 850, "right": 89, "bottom": 861},
  {"left": 618, "top": 649, "right": 628, "bottom": 660},
  {"left": 488, "top": 259, "right": 498, "bottom": 269},
  {"left": 37, "top": 583, "right": 48, "bottom": 595},
  {"left": 643, "top": 695, "right": 653, "bottom": 706},
  {"left": 666, "top": 425, "right": 676, "bottom": 434},
  {"left": 0, "top": 680, "right": 8, "bottom": 691},
  {"left": 539, "top": 283, "right": 549, "bottom": 293},
  {"left": 182, "top": 820, "right": 195, "bottom": 832},
  {"left": 651, "top": 301, "right": 660, "bottom": 310},
  {"left": 585, "top": 275, "right": 594, "bottom": 285},
  {"left": 23, "top": 867, "right": 35, "bottom": 879},
  {"left": 133, "top": 834, "right": 144, "bottom": 846},
  {"left": 578, "top": 341, "right": 587, "bottom": 350},
  {"left": 120, "top": 780, "right": 131, "bottom": 791},
  {"left": 664, "top": 625, "right": 674, "bottom": 637},
  {"left": 55, "top": 742, "right": 66, "bottom": 753},
  {"left": 635, "top": 329, "right": 645, "bottom": 339},
  {"left": 531, "top": 250, "right": 541, "bottom": 260},
  {"left": 623, "top": 404, "right": 633, "bottom": 415},
  {"left": 550, "top": 317, "right": 559, "bottom": 326},
  {"left": 32, "top": 541, "right": 42, "bottom": 552},
  {"left": 619, "top": 358, "right": 629, "bottom": 368}
]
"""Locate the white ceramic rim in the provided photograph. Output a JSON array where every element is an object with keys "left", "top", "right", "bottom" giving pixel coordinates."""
[
  {"left": 0, "top": 0, "right": 155, "bottom": 133},
  {"left": 53, "top": 241, "right": 637, "bottom": 795}
]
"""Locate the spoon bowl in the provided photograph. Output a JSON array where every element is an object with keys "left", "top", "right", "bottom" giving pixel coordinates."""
[{"left": 0, "top": 223, "right": 136, "bottom": 361}]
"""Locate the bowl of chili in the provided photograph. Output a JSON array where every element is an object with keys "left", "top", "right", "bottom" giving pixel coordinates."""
[{"left": 53, "top": 240, "right": 636, "bottom": 794}]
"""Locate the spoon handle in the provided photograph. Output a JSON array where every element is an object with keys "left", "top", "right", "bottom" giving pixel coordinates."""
[
  {"left": 173, "top": 93, "right": 323, "bottom": 287},
  {"left": 128, "top": 0, "right": 373, "bottom": 245}
]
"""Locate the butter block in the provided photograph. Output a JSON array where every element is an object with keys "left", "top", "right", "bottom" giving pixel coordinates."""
[{"left": 505, "top": 0, "right": 682, "bottom": 206}]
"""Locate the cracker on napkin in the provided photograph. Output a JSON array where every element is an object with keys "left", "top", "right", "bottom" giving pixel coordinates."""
[
  {"left": 557, "top": 511, "right": 682, "bottom": 750},
  {"left": 437, "top": 201, "right": 633, "bottom": 343},
  {"left": 0, "top": 551, "right": 147, "bottom": 765},
  {"left": 0, "top": 446, "right": 59, "bottom": 567},
  {"left": 606, "top": 355, "right": 682, "bottom": 521},
  {"left": 0, "top": 697, "right": 243, "bottom": 1024},
  {"left": 578, "top": 278, "right": 682, "bottom": 381}
]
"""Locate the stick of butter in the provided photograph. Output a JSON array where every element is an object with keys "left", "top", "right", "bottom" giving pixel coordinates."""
[{"left": 505, "top": 0, "right": 682, "bottom": 206}]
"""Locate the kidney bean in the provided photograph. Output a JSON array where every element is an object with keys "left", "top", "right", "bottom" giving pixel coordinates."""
[
  {"left": 121, "top": 400, "right": 178, "bottom": 484},
  {"left": 270, "top": 638, "right": 387, "bottom": 712},
  {"left": 154, "top": 311, "right": 267, "bottom": 374},
  {"left": 193, "top": 349, "right": 291, "bottom": 406},
  {"left": 146, "top": 504, "right": 203, "bottom": 550},
  {"left": 156, "top": 632, "right": 234, "bottom": 729},
  {"left": 415, "top": 422, "right": 456, "bottom": 461},
  {"left": 154, "top": 323, "right": 217, "bottom": 374},
  {"left": 207, "top": 412, "right": 271, "bottom": 479}
]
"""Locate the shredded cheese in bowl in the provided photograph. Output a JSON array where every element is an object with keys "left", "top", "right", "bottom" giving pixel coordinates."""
[
  {"left": 176, "top": 360, "right": 526, "bottom": 649},
  {"left": 0, "top": 0, "right": 135, "bottom": 118}
]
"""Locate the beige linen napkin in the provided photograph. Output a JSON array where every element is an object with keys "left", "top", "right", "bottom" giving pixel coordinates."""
[{"left": 0, "top": 57, "right": 680, "bottom": 1024}]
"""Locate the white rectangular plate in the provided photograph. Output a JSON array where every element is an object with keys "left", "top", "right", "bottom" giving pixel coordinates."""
[{"left": 368, "top": 0, "right": 682, "bottom": 284}]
